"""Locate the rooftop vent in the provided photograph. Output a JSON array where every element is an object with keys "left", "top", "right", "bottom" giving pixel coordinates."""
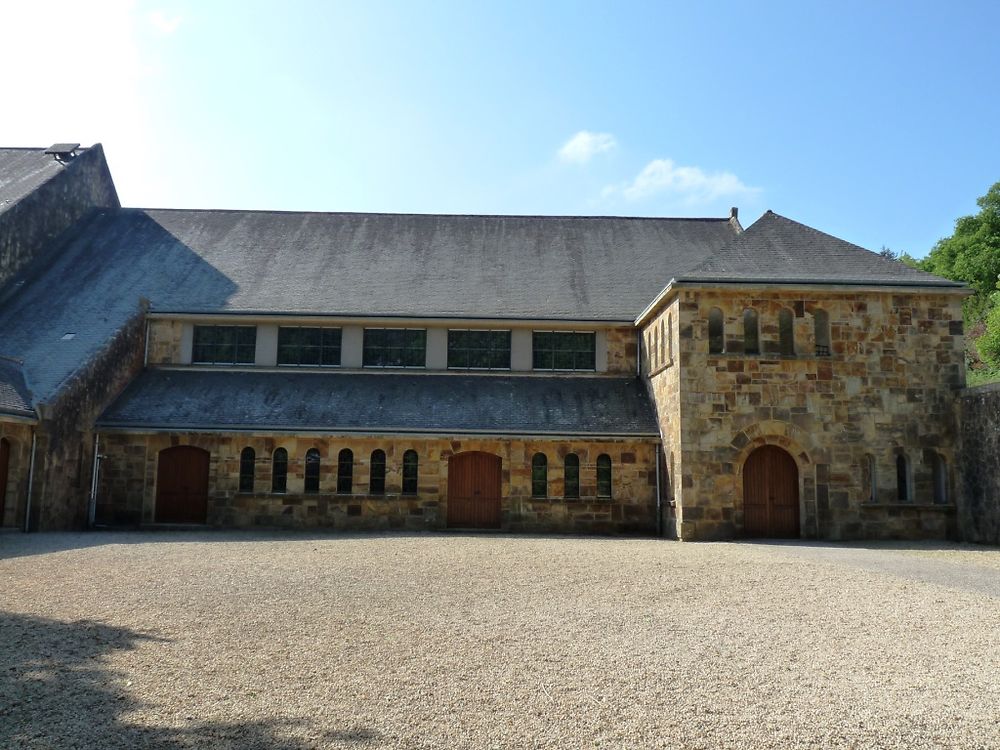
[{"left": 44, "top": 143, "right": 80, "bottom": 162}]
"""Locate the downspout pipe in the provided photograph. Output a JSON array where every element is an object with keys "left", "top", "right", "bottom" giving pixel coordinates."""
[
  {"left": 88, "top": 433, "right": 102, "bottom": 527},
  {"left": 654, "top": 443, "right": 662, "bottom": 538},
  {"left": 23, "top": 431, "right": 37, "bottom": 533}
]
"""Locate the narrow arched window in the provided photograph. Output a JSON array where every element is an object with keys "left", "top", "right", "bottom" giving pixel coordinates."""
[
  {"left": 370, "top": 449, "right": 386, "bottom": 495},
  {"left": 743, "top": 309, "right": 759, "bottom": 354},
  {"left": 667, "top": 314, "right": 674, "bottom": 362},
  {"left": 564, "top": 453, "right": 580, "bottom": 499},
  {"left": 651, "top": 327, "right": 659, "bottom": 368},
  {"left": 932, "top": 453, "right": 949, "bottom": 505},
  {"left": 531, "top": 453, "right": 548, "bottom": 498},
  {"left": 708, "top": 308, "right": 724, "bottom": 354},
  {"left": 896, "top": 454, "right": 909, "bottom": 503},
  {"left": 778, "top": 308, "right": 794, "bottom": 355},
  {"left": 814, "top": 309, "right": 830, "bottom": 356},
  {"left": 402, "top": 450, "right": 418, "bottom": 494},
  {"left": 864, "top": 454, "right": 877, "bottom": 503},
  {"left": 337, "top": 448, "right": 354, "bottom": 494},
  {"left": 271, "top": 448, "right": 287, "bottom": 493},
  {"left": 304, "top": 448, "right": 320, "bottom": 493},
  {"left": 239, "top": 447, "right": 255, "bottom": 493},
  {"left": 596, "top": 454, "right": 612, "bottom": 498},
  {"left": 659, "top": 320, "right": 665, "bottom": 366}
]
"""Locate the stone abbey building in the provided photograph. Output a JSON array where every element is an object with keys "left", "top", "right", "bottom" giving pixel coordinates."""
[{"left": 0, "top": 144, "right": 969, "bottom": 540}]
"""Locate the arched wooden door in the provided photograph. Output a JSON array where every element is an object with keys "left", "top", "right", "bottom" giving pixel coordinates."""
[
  {"left": 447, "top": 451, "right": 502, "bottom": 529},
  {"left": 155, "top": 446, "right": 210, "bottom": 524},
  {"left": 743, "top": 445, "right": 799, "bottom": 538},
  {"left": 0, "top": 438, "right": 10, "bottom": 525}
]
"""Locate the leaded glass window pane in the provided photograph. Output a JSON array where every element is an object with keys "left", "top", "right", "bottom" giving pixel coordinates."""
[
  {"left": 596, "top": 454, "right": 612, "bottom": 498},
  {"left": 447, "top": 330, "right": 511, "bottom": 370},
  {"left": 564, "top": 453, "right": 580, "bottom": 499},
  {"left": 192, "top": 325, "right": 257, "bottom": 364},
  {"left": 304, "top": 448, "right": 321, "bottom": 493},
  {"left": 239, "top": 447, "right": 255, "bottom": 493},
  {"left": 370, "top": 450, "right": 386, "bottom": 495},
  {"left": 277, "top": 327, "right": 342, "bottom": 367},
  {"left": 272, "top": 448, "right": 288, "bottom": 493},
  {"left": 532, "top": 332, "right": 596, "bottom": 371},
  {"left": 338, "top": 449, "right": 354, "bottom": 494},
  {"left": 363, "top": 328, "right": 426, "bottom": 368},
  {"left": 531, "top": 453, "right": 547, "bottom": 498},
  {"left": 402, "top": 450, "right": 418, "bottom": 494}
]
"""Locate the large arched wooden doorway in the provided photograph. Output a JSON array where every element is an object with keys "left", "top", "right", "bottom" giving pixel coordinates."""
[
  {"left": 447, "top": 451, "right": 502, "bottom": 529},
  {"left": 0, "top": 438, "right": 10, "bottom": 525},
  {"left": 743, "top": 445, "right": 800, "bottom": 538},
  {"left": 155, "top": 446, "right": 210, "bottom": 524}
]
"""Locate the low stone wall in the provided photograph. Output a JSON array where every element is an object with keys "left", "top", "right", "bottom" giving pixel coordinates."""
[
  {"left": 959, "top": 383, "right": 1000, "bottom": 545},
  {"left": 96, "top": 433, "right": 660, "bottom": 535}
]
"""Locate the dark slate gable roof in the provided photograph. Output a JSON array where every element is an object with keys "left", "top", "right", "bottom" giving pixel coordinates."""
[
  {"left": 681, "top": 211, "right": 962, "bottom": 287},
  {"left": 0, "top": 148, "right": 66, "bottom": 214},
  {"left": 0, "top": 358, "right": 35, "bottom": 419},
  {"left": 0, "top": 208, "right": 737, "bottom": 401},
  {"left": 97, "top": 370, "right": 660, "bottom": 436}
]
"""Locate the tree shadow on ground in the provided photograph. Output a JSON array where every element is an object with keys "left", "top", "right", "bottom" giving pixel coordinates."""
[{"left": 0, "top": 612, "right": 378, "bottom": 749}]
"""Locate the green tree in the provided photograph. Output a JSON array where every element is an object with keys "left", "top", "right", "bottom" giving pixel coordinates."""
[{"left": 918, "top": 181, "right": 1000, "bottom": 371}]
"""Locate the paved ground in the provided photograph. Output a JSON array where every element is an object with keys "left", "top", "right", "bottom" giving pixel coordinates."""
[{"left": 1, "top": 532, "right": 998, "bottom": 749}]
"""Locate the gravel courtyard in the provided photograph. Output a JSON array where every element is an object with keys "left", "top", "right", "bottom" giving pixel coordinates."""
[{"left": 1, "top": 532, "right": 999, "bottom": 749}]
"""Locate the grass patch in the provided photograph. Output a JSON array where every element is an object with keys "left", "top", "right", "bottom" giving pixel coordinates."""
[{"left": 966, "top": 368, "right": 1000, "bottom": 387}]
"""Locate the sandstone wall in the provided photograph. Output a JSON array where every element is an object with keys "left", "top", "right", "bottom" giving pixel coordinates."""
[
  {"left": 28, "top": 305, "right": 147, "bottom": 530},
  {"left": 647, "top": 287, "right": 964, "bottom": 541},
  {"left": 958, "top": 383, "right": 1000, "bottom": 545},
  {"left": 96, "top": 434, "right": 658, "bottom": 534}
]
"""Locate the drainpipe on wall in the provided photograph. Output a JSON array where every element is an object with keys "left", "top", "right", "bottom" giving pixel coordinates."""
[
  {"left": 23, "top": 431, "right": 37, "bottom": 533},
  {"left": 654, "top": 443, "right": 662, "bottom": 538},
  {"left": 88, "top": 433, "right": 102, "bottom": 527}
]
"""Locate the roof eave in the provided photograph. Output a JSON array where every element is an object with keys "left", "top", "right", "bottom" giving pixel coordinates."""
[{"left": 93, "top": 423, "right": 661, "bottom": 439}]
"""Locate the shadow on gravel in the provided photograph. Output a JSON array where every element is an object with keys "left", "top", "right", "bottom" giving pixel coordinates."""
[{"left": 0, "top": 612, "right": 378, "bottom": 748}]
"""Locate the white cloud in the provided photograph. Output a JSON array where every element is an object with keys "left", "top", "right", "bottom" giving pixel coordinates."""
[
  {"left": 606, "top": 158, "right": 758, "bottom": 204},
  {"left": 149, "top": 9, "right": 183, "bottom": 34},
  {"left": 557, "top": 131, "right": 617, "bottom": 164}
]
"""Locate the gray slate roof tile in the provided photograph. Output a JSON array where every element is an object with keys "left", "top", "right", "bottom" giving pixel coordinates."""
[
  {"left": 680, "top": 211, "right": 962, "bottom": 287},
  {"left": 0, "top": 358, "right": 35, "bottom": 418},
  {"left": 97, "top": 370, "right": 660, "bottom": 436},
  {"left": 0, "top": 148, "right": 66, "bottom": 214}
]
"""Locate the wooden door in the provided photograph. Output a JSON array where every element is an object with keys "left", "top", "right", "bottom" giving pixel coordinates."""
[
  {"left": 155, "top": 446, "right": 210, "bottom": 524},
  {"left": 0, "top": 438, "right": 9, "bottom": 525},
  {"left": 743, "top": 445, "right": 799, "bottom": 538},
  {"left": 447, "top": 452, "right": 502, "bottom": 529}
]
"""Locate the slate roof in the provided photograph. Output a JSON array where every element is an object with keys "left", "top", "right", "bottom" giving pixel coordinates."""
[
  {"left": 97, "top": 370, "right": 660, "bottom": 436},
  {"left": 680, "top": 211, "right": 963, "bottom": 287},
  {"left": 0, "top": 147, "right": 77, "bottom": 215},
  {"left": 0, "top": 358, "right": 35, "bottom": 419}
]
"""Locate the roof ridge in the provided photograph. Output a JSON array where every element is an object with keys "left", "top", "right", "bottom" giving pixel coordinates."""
[{"left": 120, "top": 206, "right": 733, "bottom": 221}]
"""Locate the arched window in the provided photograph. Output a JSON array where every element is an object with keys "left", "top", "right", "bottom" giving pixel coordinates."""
[
  {"left": 651, "top": 327, "right": 659, "bottom": 368},
  {"left": 932, "top": 453, "right": 949, "bottom": 505},
  {"left": 896, "top": 454, "right": 909, "bottom": 503},
  {"left": 743, "top": 309, "right": 759, "bottom": 354},
  {"left": 239, "top": 447, "right": 255, "bottom": 493},
  {"left": 659, "top": 320, "right": 665, "bottom": 366},
  {"left": 271, "top": 448, "right": 288, "bottom": 493},
  {"left": 863, "top": 454, "right": 877, "bottom": 503},
  {"left": 402, "top": 450, "right": 418, "bottom": 495},
  {"left": 667, "top": 314, "right": 674, "bottom": 362},
  {"left": 564, "top": 453, "right": 580, "bottom": 499},
  {"left": 304, "top": 448, "right": 320, "bottom": 493},
  {"left": 531, "top": 453, "right": 548, "bottom": 498},
  {"left": 778, "top": 308, "right": 795, "bottom": 356},
  {"left": 708, "top": 308, "right": 725, "bottom": 354},
  {"left": 337, "top": 449, "right": 354, "bottom": 494},
  {"left": 370, "top": 449, "right": 386, "bottom": 495},
  {"left": 814, "top": 309, "right": 830, "bottom": 356},
  {"left": 596, "top": 454, "right": 612, "bottom": 498}
]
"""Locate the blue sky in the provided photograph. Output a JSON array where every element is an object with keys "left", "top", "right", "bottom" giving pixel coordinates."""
[{"left": 3, "top": 0, "right": 999, "bottom": 257}]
